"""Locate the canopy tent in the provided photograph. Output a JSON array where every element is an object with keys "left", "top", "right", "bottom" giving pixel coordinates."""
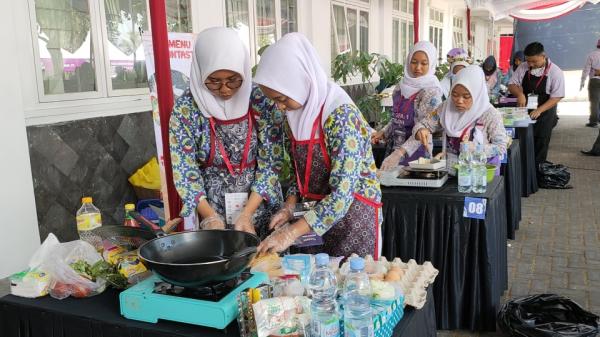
[{"left": 465, "top": 0, "right": 600, "bottom": 20}]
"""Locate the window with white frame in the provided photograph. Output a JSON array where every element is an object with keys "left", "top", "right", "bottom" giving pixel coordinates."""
[
  {"left": 32, "top": 0, "right": 191, "bottom": 101},
  {"left": 428, "top": 8, "right": 444, "bottom": 61},
  {"left": 392, "top": 0, "right": 414, "bottom": 64},
  {"left": 331, "top": 1, "right": 370, "bottom": 58},
  {"left": 452, "top": 16, "right": 464, "bottom": 50},
  {"left": 225, "top": 0, "right": 297, "bottom": 63}
]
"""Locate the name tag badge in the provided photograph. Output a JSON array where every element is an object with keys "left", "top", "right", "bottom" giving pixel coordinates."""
[
  {"left": 527, "top": 94, "right": 538, "bottom": 110},
  {"left": 224, "top": 192, "right": 249, "bottom": 225},
  {"left": 447, "top": 152, "right": 458, "bottom": 176}
]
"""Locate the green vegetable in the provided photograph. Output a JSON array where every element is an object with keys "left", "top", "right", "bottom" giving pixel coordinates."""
[{"left": 69, "top": 260, "right": 128, "bottom": 289}]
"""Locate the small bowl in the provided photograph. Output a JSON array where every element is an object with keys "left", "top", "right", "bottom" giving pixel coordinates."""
[{"left": 486, "top": 164, "right": 497, "bottom": 183}]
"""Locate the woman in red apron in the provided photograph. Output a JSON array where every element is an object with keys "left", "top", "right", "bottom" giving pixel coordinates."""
[
  {"left": 169, "top": 27, "right": 281, "bottom": 237},
  {"left": 410, "top": 66, "right": 508, "bottom": 169},
  {"left": 252, "top": 33, "right": 383, "bottom": 258},
  {"left": 372, "top": 41, "right": 443, "bottom": 170}
]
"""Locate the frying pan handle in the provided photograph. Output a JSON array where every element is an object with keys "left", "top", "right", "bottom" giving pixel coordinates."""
[
  {"left": 130, "top": 211, "right": 167, "bottom": 237},
  {"left": 231, "top": 246, "right": 257, "bottom": 259},
  {"left": 225, "top": 246, "right": 257, "bottom": 269}
]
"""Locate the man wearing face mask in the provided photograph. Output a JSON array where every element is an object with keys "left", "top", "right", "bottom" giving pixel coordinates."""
[{"left": 508, "top": 42, "right": 565, "bottom": 166}]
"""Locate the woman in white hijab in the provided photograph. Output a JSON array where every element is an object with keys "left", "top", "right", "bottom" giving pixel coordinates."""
[
  {"left": 440, "top": 50, "right": 471, "bottom": 99},
  {"left": 374, "top": 41, "right": 443, "bottom": 171},
  {"left": 169, "top": 27, "right": 281, "bottom": 237},
  {"left": 412, "top": 65, "right": 508, "bottom": 173},
  {"left": 253, "top": 33, "right": 382, "bottom": 258}
]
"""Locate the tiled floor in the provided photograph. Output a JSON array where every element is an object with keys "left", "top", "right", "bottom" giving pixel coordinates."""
[
  {"left": 1, "top": 109, "right": 598, "bottom": 337},
  {"left": 438, "top": 111, "right": 600, "bottom": 336}
]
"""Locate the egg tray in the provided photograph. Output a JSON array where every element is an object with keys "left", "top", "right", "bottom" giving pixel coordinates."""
[{"left": 339, "top": 255, "right": 438, "bottom": 310}]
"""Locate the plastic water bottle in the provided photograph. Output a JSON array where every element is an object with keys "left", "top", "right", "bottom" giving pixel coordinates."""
[
  {"left": 457, "top": 143, "right": 473, "bottom": 193},
  {"left": 472, "top": 144, "right": 488, "bottom": 193},
  {"left": 309, "top": 253, "right": 340, "bottom": 337},
  {"left": 343, "top": 257, "right": 373, "bottom": 337},
  {"left": 76, "top": 197, "right": 102, "bottom": 249}
]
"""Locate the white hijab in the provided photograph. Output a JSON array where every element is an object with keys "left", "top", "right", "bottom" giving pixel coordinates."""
[
  {"left": 398, "top": 41, "right": 442, "bottom": 98},
  {"left": 440, "top": 65, "right": 492, "bottom": 137},
  {"left": 189, "top": 27, "right": 252, "bottom": 120},
  {"left": 254, "top": 33, "right": 353, "bottom": 140}
]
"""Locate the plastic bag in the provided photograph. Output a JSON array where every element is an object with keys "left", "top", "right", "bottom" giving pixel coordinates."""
[
  {"left": 128, "top": 156, "right": 161, "bottom": 189},
  {"left": 537, "top": 162, "right": 572, "bottom": 189},
  {"left": 498, "top": 294, "right": 599, "bottom": 337},
  {"left": 41, "top": 239, "right": 107, "bottom": 299}
]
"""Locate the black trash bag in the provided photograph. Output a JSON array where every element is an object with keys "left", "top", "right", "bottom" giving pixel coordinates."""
[
  {"left": 498, "top": 294, "right": 599, "bottom": 337},
  {"left": 537, "top": 162, "right": 572, "bottom": 189}
]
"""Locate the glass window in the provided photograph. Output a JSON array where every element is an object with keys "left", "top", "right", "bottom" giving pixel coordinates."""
[
  {"left": 392, "top": 19, "right": 399, "bottom": 62},
  {"left": 331, "top": 4, "right": 350, "bottom": 56},
  {"left": 347, "top": 8, "right": 357, "bottom": 52},
  {"left": 103, "top": 0, "right": 149, "bottom": 91},
  {"left": 35, "top": 0, "right": 97, "bottom": 95},
  {"left": 281, "top": 0, "right": 297, "bottom": 35},
  {"left": 402, "top": 0, "right": 408, "bottom": 13},
  {"left": 393, "top": 0, "right": 399, "bottom": 11},
  {"left": 165, "top": 0, "right": 192, "bottom": 33},
  {"left": 402, "top": 21, "right": 408, "bottom": 64},
  {"left": 255, "top": 0, "right": 276, "bottom": 55},
  {"left": 359, "top": 11, "right": 368, "bottom": 52},
  {"left": 226, "top": 0, "right": 251, "bottom": 51}
]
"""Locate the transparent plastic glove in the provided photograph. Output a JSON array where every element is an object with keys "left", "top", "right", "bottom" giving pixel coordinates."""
[
  {"left": 580, "top": 81, "right": 585, "bottom": 91},
  {"left": 199, "top": 214, "right": 226, "bottom": 230},
  {"left": 380, "top": 148, "right": 406, "bottom": 171},
  {"left": 268, "top": 204, "right": 295, "bottom": 230},
  {"left": 234, "top": 213, "right": 256, "bottom": 235},
  {"left": 258, "top": 223, "right": 302, "bottom": 255},
  {"left": 371, "top": 129, "right": 385, "bottom": 144}
]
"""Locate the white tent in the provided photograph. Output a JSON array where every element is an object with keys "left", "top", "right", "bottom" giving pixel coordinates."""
[{"left": 466, "top": 0, "right": 600, "bottom": 20}]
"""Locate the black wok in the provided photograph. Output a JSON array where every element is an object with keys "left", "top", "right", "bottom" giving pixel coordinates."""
[{"left": 138, "top": 229, "right": 259, "bottom": 287}]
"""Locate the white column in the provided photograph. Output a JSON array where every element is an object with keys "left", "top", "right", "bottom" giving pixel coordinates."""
[
  {"left": 192, "top": 0, "right": 226, "bottom": 33},
  {"left": 0, "top": 1, "right": 41, "bottom": 278},
  {"left": 298, "top": 0, "right": 332, "bottom": 76}
]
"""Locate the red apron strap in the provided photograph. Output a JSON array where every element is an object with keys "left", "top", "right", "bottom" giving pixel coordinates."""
[
  {"left": 207, "top": 107, "right": 254, "bottom": 176},
  {"left": 292, "top": 105, "right": 326, "bottom": 198}
]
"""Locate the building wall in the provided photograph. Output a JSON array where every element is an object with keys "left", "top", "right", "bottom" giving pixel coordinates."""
[
  {"left": 0, "top": 1, "right": 40, "bottom": 278},
  {"left": 26, "top": 112, "right": 157, "bottom": 243}
]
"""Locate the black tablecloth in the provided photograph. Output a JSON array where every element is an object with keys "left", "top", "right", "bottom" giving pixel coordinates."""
[
  {"left": 373, "top": 143, "right": 386, "bottom": 168},
  {"left": 381, "top": 177, "right": 508, "bottom": 331},
  {"left": 501, "top": 140, "right": 523, "bottom": 239},
  {"left": 0, "top": 288, "right": 437, "bottom": 337},
  {"left": 515, "top": 125, "right": 538, "bottom": 196}
]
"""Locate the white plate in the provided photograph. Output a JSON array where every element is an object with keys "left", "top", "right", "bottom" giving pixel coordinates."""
[{"left": 408, "top": 159, "right": 446, "bottom": 170}]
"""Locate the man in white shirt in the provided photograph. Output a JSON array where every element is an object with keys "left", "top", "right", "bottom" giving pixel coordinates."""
[
  {"left": 580, "top": 38, "right": 600, "bottom": 128},
  {"left": 508, "top": 42, "right": 565, "bottom": 166}
]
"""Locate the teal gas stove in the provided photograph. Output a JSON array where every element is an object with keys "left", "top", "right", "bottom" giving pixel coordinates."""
[{"left": 120, "top": 271, "right": 268, "bottom": 329}]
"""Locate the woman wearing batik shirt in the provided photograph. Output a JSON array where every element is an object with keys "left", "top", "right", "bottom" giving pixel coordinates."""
[
  {"left": 412, "top": 66, "right": 509, "bottom": 174},
  {"left": 372, "top": 41, "right": 443, "bottom": 171},
  {"left": 169, "top": 27, "right": 281, "bottom": 238},
  {"left": 252, "top": 33, "right": 382, "bottom": 258}
]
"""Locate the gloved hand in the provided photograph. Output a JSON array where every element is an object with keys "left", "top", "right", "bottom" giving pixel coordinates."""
[
  {"left": 580, "top": 81, "right": 585, "bottom": 91},
  {"left": 380, "top": 148, "right": 406, "bottom": 171},
  {"left": 257, "top": 223, "right": 302, "bottom": 254},
  {"left": 199, "top": 214, "right": 226, "bottom": 230},
  {"left": 268, "top": 204, "right": 295, "bottom": 230},
  {"left": 371, "top": 129, "right": 385, "bottom": 144},
  {"left": 234, "top": 213, "right": 256, "bottom": 235}
]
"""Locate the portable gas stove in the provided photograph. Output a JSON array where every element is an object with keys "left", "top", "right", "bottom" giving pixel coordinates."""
[
  {"left": 120, "top": 271, "right": 268, "bottom": 329},
  {"left": 379, "top": 167, "right": 448, "bottom": 188}
]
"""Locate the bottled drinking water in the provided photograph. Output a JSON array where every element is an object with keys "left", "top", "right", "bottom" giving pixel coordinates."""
[
  {"left": 472, "top": 144, "right": 488, "bottom": 193},
  {"left": 76, "top": 197, "right": 103, "bottom": 250},
  {"left": 309, "top": 253, "right": 340, "bottom": 337},
  {"left": 457, "top": 143, "right": 473, "bottom": 193},
  {"left": 343, "top": 257, "right": 373, "bottom": 337}
]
